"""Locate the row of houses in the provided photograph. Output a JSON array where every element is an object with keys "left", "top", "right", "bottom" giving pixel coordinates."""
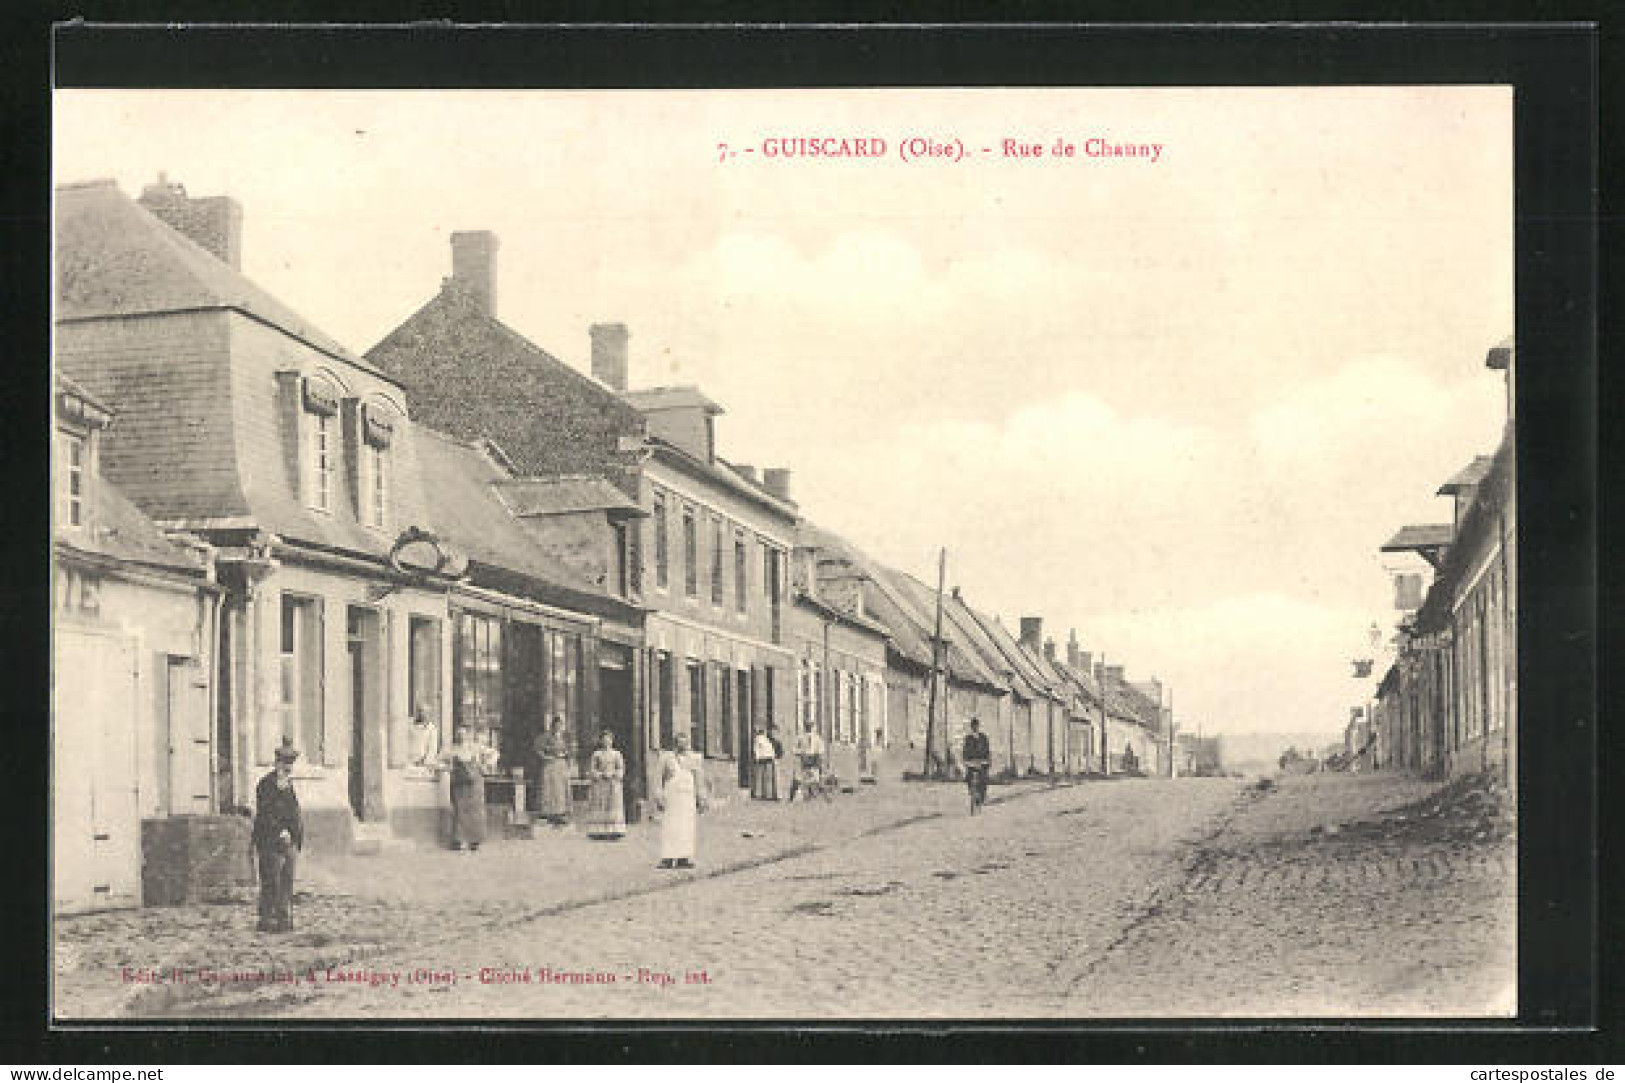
[
  {"left": 51, "top": 174, "right": 1176, "bottom": 913},
  {"left": 1348, "top": 337, "right": 1516, "bottom": 789}
]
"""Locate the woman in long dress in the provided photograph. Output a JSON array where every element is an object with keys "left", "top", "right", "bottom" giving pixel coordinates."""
[
  {"left": 657, "top": 732, "right": 708, "bottom": 868},
  {"left": 586, "top": 729, "right": 626, "bottom": 840},
  {"left": 536, "top": 716, "right": 573, "bottom": 826},
  {"left": 440, "top": 725, "right": 495, "bottom": 852}
]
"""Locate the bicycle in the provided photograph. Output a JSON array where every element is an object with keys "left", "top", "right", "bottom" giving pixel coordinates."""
[{"left": 964, "top": 761, "right": 990, "bottom": 814}]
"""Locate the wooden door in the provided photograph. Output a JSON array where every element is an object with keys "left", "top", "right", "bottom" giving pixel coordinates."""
[
  {"left": 54, "top": 627, "right": 140, "bottom": 913},
  {"left": 166, "top": 657, "right": 212, "bottom": 815}
]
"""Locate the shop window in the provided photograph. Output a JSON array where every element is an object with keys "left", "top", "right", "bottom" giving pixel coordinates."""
[
  {"left": 280, "top": 594, "right": 324, "bottom": 761},
  {"left": 547, "top": 631, "right": 582, "bottom": 766},
  {"left": 408, "top": 616, "right": 442, "bottom": 757},
  {"left": 455, "top": 612, "right": 504, "bottom": 747}
]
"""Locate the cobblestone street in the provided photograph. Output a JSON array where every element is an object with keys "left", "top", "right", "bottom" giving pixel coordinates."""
[{"left": 55, "top": 771, "right": 1515, "bottom": 1020}]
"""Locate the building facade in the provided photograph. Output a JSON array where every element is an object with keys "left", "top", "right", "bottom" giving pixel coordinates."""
[{"left": 53, "top": 375, "right": 225, "bottom": 912}]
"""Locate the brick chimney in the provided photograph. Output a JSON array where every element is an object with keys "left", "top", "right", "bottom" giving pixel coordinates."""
[
  {"left": 1067, "top": 629, "right": 1082, "bottom": 669},
  {"left": 1019, "top": 616, "right": 1043, "bottom": 653},
  {"left": 450, "top": 231, "right": 499, "bottom": 315},
  {"left": 733, "top": 463, "right": 759, "bottom": 484},
  {"left": 1105, "top": 664, "right": 1125, "bottom": 682},
  {"left": 139, "top": 172, "right": 242, "bottom": 269},
  {"left": 763, "top": 468, "right": 792, "bottom": 501},
  {"left": 590, "top": 322, "right": 629, "bottom": 391},
  {"left": 1079, "top": 651, "right": 1094, "bottom": 675},
  {"left": 1043, "top": 637, "right": 1057, "bottom": 662}
]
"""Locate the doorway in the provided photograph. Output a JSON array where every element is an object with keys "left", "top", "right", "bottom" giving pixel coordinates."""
[
  {"left": 346, "top": 606, "right": 384, "bottom": 821},
  {"left": 598, "top": 648, "right": 636, "bottom": 818}
]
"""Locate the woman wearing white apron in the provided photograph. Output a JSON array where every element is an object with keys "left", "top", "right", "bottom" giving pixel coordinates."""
[{"left": 657, "top": 732, "right": 708, "bottom": 868}]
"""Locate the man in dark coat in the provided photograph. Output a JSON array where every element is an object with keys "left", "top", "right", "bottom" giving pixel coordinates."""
[
  {"left": 252, "top": 737, "right": 305, "bottom": 932},
  {"left": 962, "top": 718, "right": 992, "bottom": 811}
]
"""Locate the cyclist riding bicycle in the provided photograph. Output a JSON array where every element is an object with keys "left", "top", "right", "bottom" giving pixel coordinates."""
[{"left": 962, "top": 718, "right": 991, "bottom": 813}]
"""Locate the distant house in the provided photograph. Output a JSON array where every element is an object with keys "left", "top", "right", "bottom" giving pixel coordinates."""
[
  {"left": 792, "top": 527, "right": 1010, "bottom": 776},
  {"left": 789, "top": 525, "right": 892, "bottom": 783},
  {"left": 53, "top": 374, "right": 221, "bottom": 912},
  {"left": 367, "top": 233, "right": 800, "bottom": 800}
]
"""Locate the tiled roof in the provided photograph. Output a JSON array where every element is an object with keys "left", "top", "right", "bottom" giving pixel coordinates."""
[
  {"left": 57, "top": 472, "right": 209, "bottom": 578},
  {"left": 493, "top": 476, "right": 645, "bottom": 518},
  {"left": 55, "top": 180, "right": 387, "bottom": 379},
  {"left": 413, "top": 427, "right": 636, "bottom": 617},
  {"left": 365, "top": 286, "right": 649, "bottom": 479},
  {"left": 1381, "top": 523, "right": 1454, "bottom": 552},
  {"left": 1437, "top": 455, "right": 1495, "bottom": 496}
]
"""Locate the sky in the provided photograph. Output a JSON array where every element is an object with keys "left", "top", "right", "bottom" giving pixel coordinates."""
[{"left": 54, "top": 88, "right": 1513, "bottom": 737}]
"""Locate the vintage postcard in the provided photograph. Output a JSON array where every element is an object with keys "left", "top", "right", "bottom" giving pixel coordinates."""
[{"left": 51, "top": 84, "right": 1517, "bottom": 1021}]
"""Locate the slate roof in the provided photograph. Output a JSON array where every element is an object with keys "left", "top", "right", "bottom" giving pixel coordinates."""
[
  {"left": 57, "top": 473, "right": 210, "bottom": 579},
  {"left": 412, "top": 427, "right": 640, "bottom": 619},
  {"left": 1381, "top": 523, "right": 1455, "bottom": 552},
  {"left": 55, "top": 179, "right": 387, "bottom": 379},
  {"left": 1437, "top": 455, "right": 1495, "bottom": 496},
  {"left": 493, "top": 476, "right": 646, "bottom": 518}
]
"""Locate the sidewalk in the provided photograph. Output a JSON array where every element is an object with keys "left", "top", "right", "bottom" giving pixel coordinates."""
[{"left": 54, "top": 773, "right": 1067, "bottom": 1018}]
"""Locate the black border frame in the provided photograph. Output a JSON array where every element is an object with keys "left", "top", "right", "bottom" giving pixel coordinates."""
[{"left": 5, "top": 16, "right": 1604, "bottom": 1064}]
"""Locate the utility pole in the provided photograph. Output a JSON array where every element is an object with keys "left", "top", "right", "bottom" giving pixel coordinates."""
[
  {"left": 1097, "top": 652, "right": 1109, "bottom": 776},
  {"left": 922, "top": 547, "right": 946, "bottom": 779}
]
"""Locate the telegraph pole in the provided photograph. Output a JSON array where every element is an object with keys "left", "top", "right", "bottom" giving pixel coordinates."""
[
  {"left": 922, "top": 547, "right": 946, "bottom": 779},
  {"left": 1097, "top": 652, "right": 1109, "bottom": 776}
]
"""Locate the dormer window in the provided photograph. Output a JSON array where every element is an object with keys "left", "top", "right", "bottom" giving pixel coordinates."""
[
  {"left": 301, "top": 377, "right": 340, "bottom": 514},
  {"left": 358, "top": 403, "right": 395, "bottom": 530},
  {"left": 58, "top": 431, "right": 87, "bottom": 531}
]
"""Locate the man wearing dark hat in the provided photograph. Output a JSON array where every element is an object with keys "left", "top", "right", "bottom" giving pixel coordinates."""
[{"left": 252, "top": 736, "right": 305, "bottom": 932}]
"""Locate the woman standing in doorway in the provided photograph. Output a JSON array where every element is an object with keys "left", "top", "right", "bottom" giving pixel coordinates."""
[
  {"left": 536, "top": 716, "right": 573, "bottom": 828},
  {"left": 586, "top": 729, "right": 627, "bottom": 840},
  {"left": 657, "top": 732, "right": 708, "bottom": 869}
]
